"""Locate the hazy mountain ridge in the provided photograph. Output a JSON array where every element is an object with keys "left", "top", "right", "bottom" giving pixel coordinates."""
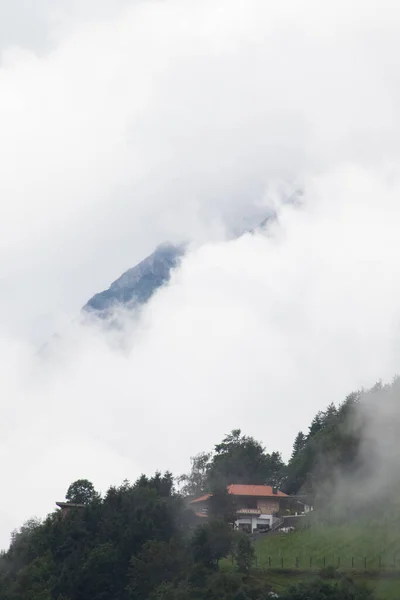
[
  {"left": 83, "top": 242, "right": 185, "bottom": 316},
  {"left": 82, "top": 198, "right": 300, "bottom": 318}
]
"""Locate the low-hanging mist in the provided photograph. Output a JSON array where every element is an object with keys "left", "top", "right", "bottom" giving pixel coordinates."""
[{"left": 2, "top": 0, "right": 400, "bottom": 549}]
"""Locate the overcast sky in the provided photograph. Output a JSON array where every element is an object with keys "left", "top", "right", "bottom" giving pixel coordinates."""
[{"left": 2, "top": 0, "right": 400, "bottom": 547}]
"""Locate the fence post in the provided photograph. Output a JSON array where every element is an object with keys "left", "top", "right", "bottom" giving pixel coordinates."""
[
  {"left": 268, "top": 556, "right": 271, "bottom": 568},
  {"left": 352, "top": 557, "right": 354, "bottom": 568},
  {"left": 379, "top": 556, "right": 382, "bottom": 570},
  {"left": 296, "top": 557, "right": 299, "bottom": 568},
  {"left": 310, "top": 556, "right": 312, "bottom": 568},
  {"left": 281, "top": 557, "right": 284, "bottom": 568},
  {"left": 323, "top": 557, "right": 326, "bottom": 567}
]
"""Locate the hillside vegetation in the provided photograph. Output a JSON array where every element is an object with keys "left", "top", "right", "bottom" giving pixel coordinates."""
[
  {"left": 249, "top": 511, "right": 400, "bottom": 600},
  {"left": 2, "top": 380, "right": 400, "bottom": 599},
  {"left": 255, "top": 509, "right": 400, "bottom": 571}
]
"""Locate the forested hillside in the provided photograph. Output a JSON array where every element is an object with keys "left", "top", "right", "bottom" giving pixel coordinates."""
[
  {"left": 178, "top": 386, "right": 369, "bottom": 503},
  {"left": 1, "top": 381, "right": 395, "bottom": 600},
  {"left": 0, "top": 474, "right": 272, "bottom": 600}
]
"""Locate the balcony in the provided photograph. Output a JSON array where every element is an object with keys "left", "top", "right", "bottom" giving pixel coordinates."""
[{"left": 236, "top": 508, "right": 262, "bottom": 516}]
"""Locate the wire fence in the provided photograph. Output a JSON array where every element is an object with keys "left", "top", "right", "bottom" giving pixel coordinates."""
[{"left": 251, "top": 554, "right": 400, "bottom": 572}]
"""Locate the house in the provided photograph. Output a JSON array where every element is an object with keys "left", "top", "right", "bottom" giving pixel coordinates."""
[
  {"left": 190, "top": 484, "right": 308, "bottom": 533},
  {"left": 56, "top": 501, "right": 85, "bottom": 518}
]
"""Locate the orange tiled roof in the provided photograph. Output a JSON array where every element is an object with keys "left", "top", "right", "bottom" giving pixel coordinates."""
[
  {"left": 227, "top": 484, "right": 288, "bottom": 498},
  {"left": 190, "top": 484, "right": 287, "bottom": 504},
  {"left": 190, "top": 493, "right": 212, "bottom": 504}
]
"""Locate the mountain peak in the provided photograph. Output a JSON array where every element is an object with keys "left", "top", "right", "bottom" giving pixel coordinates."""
[{"left": 83, "top": 243, "right": 185, "bottom": 316}]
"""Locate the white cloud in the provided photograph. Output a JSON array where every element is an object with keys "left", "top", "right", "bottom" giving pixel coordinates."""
[{"left": 1, "top": 0, "right": 400, "bottom": 546}]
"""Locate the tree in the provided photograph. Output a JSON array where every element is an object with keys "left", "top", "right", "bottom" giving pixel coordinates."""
[
  {"left": 282, "top": 391, "right": 365, "bottom": 497},
  {"left": 79, "top": 542, "right": 122, "bottom": 600},
  {"left": 65, "top": 479, "right": 99, "bottom": 505},
  {"left": 178, "top": 453, "right": 211, "bottom": 497},
  {"left": 179, "top": 431, "right": 285, "bottom": 498},
  {"left": 127, "top": 540, "right": 189, "bottom": 600},
  {"left": 191, "top": 521, "right": 233, "bottom": 570},
  {"left": 291, "top": 432, "right": 306, "bottom": 459},
  {"left": 208, "top": 429, "right": 284, "bottom": 488},
  {"left": 231, "top": 533, "right": 254, "bottom": 574},
  {"left": 136, "top": 471, "right": 175, "bottom": 497},
  {"left": 149, "top": 581, "right": 192, "bottom": 600},
  {"left": 208, "top": 485, "right": 236, "bottom": 524}
]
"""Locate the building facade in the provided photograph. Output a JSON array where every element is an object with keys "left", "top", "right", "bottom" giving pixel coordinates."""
[{"left": 190, "top": 484, "right": 306, "bottom": 533}]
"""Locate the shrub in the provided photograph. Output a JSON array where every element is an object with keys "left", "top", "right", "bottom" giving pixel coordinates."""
[
  {"left": 319, "top": 565, "right": 340, "bottom": 579},
  {"left": 282, "top": 577, "right": 375, "bottom": 600},
  {"left": 232, "top": 533, "right": 255, "bottom": 574}
]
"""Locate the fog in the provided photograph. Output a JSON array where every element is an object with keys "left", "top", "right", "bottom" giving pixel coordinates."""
[{"left": 1, "top": 0, "right": 400, "bottom": 547}]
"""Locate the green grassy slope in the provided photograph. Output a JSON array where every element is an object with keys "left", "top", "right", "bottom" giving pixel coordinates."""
[
  {"left": 248, "top": 513, "right": 400, "bottom": 599},
  {"left": 254, "top": 514, "right": 400, "bottom": 571}
]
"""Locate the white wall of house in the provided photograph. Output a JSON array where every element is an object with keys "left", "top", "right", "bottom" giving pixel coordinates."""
[
  {"left": 237, "top": 518, "right": 251, "bottom": 525},
  {"left": 191, "top": 494, "right": 309, "bottom": 533},
  {"left": 236, "top": 514, "right": 277, "bottom": 532}
]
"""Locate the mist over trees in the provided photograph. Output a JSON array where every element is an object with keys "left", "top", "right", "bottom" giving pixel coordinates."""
[
  {"left": 1, "top": 380, "right": 395, "bottom": 599},
  {"left": 177, "top": 396, "right": 365, "bottom": 503},
  {"left": 283, "top": 393, "right": 363, "bottom": 497}
]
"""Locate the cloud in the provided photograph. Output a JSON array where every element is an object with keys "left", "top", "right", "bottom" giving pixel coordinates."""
[
  {"left": 1, "top": 0, "right": 400, "bottom": 546},
  {"left": 0, "top": 0, "right": 131, "bottom": 57},
  {"left": 2, "top": 0, "right": 400, "bottom": 340}
]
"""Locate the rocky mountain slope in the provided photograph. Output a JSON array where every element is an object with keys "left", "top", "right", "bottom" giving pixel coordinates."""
[
  {"left": 83, "top": 242, "right": 185, "bottom": 316},
  {"left": 82, "top": 202, "right": 297, "bottom": 318}
]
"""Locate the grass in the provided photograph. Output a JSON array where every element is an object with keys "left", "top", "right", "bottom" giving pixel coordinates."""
[
  {"left": 222, "top": 511, "right": 400, "bottom": 598},
  {"left": 220, "top": 562, "right": 400, "bottom": 600},
  {"left": 254, "top": 513, "right": 400, "bottom": 572},
  {"left": 263, "top": 571, "right": 400, "bottom": 600},
  {"left": 372, "top": 579, "right": 400, "bottom": 600}
]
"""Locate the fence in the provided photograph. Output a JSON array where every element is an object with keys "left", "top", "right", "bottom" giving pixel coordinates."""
[{"left": 252, "top": 554, "right": 400, "bottom": 572}]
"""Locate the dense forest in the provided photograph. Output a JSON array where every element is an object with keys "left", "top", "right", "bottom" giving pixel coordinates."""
[
  {"left": 178, "top": 389, "right": 366, "bottom": 502},
  {"left": 0, "top": 380, "right": 392, "bottom": 600}
]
